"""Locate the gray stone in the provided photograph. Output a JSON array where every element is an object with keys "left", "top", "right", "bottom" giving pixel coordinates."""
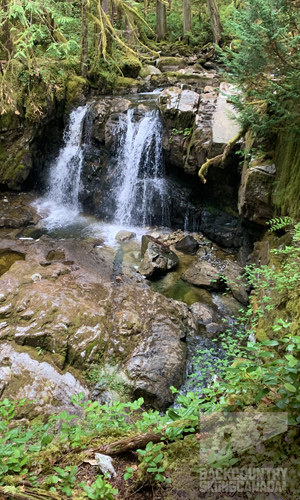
[
  {"left": 157, "top": 57, "right": 185, "bottom": 72},
  {"left": 115, "top": 230, "right": 136, "bottom": 243},
  {"left": 175, "top": 235, "right": 199, "bottom": 254},
  {"left": 139, "top": 236, "right": 179, "bottom": 278},
  {"left": 157, "top": 87, "right": 200, "bottom": 128},
  {"left": 239, "top": 161, "right": 276, "bottom": 225},
  {"left": 223, "top": 260, "right": 250, "bottom": 305},
  {"left": 182, "top": 261, "right": 223, "bottom": 290}
]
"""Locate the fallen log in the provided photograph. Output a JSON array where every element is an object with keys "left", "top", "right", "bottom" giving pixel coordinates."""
[{"left": 86, "top": 431, "right": 164, "bottom": 456}]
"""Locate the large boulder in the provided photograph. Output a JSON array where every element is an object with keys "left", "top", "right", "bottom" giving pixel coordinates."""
[
  {"left": 182, "top": 248, "right": 250, "bottom": 305},
  {"left": 91, "top": 98, "right": 131, "bottom": 145},
  {"left": 239, "top": 161, "right": 276, "bottom": 225},
  {"left": 0, "top": 192, "right": 40, "bottom": 228},
  {"left": 200, "top": 208, "right": 246, "bottom": 248},
  {"left": 182, "top": 261, "right": 224, "bottom": 290},
  {"left": 139, "top": 235, "right": 179, "bottom": 278},
  {"left": 0, "top": 235, "right": 194, "bottom": 412},
  {"left": 157, "top": 87, "right": 200, "bottom": 129},
  {"left": 175, "top": 235, "right": 199, "bottom": 254},
  {"left": 156, "top": 57, "right": 185, "bottom": 72}
]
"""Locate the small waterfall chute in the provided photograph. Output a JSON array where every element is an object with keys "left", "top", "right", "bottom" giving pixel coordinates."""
[
  {"left": 48, "top": 105, "right": 88, "bottom": 209},
  {"left": 36, "top": 105, "right": 89, "bottom": 230},
  {"left": 113, "top": 108, "right": 170, "bottom": 227}
]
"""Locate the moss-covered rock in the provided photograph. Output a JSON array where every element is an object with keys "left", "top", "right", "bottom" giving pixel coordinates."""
[
  {"left": 120, "top": 56, "right": 142, "bottom": 78},
  {"left": 157, "top": 56, "right": 185, "bottom": 72},
  {"left": 66, "top": 76, "right": 88, "bottom": 105}
]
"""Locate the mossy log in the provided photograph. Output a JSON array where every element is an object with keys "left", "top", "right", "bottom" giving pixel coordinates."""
[
  {"left": 0, "top": 486, "right": 60, "bottom": 500},
  {"left": 198, "top": 127, "right": 247, "bottom": 183},
  {"left": 87, "top": 431, "right": 164, "bottom": 456},
  {"left": 86, "top": 418, "right": 198, "bottom": 456}
]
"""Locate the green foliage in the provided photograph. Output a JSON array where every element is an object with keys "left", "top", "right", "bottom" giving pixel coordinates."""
[
  {"left": 220, "top": 0, "right": 300, "bottom": 137},
  {"left": 169, "top": 127, "right": 193, "bottom": 143},
  {"left": 47, "top": 466, "right": 78, "bottom": 497},
  {"left": 137, "top": 442, "right": 170, "bottom": 483},
  {"left": 80, "top": 476, "right": 118, "bottom": 499}
]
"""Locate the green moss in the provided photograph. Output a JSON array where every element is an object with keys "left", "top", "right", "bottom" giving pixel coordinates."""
[
  {"left": 120, "top": 56, "right": 142, "bottom": 78},
  {"left": 139, "top": 66, "right": 151, "bottom": 78},
  {"left": 273, "top": 132, "right": 300, "bottom": 218},
  {"left": 115, "top": 76, "right": 138, "bottom": 88},
  {"left": 66, "top": 76, "right": 88, "bottom": 105}
]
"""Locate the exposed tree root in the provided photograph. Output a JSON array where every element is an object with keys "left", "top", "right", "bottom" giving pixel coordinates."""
[{"left": 198, "top": 127, "right": 247, "bottom": 183}]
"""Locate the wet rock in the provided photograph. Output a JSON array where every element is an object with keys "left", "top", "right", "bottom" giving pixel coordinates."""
[
  {"left": 182, "top": 261, "right": 224, "bottom": 290},
  {"left": 158, "top": 87, "right": 200, "bottom": 128},
  {"left": 0, "top": 236, "right": 195, "bottom": 411},
  {"left": 175, "top": 235, "right": 199, "bottom": 254},
  {"left": 139, "top": 235, "right": 179, "bottom": 278},
  {"left": 0, "top": 193, "right": 39, "bottom": 228},
  {"left": 200, "top": 208, "right": 246, "bottom": 248},
  {"left": 0, "top": 249, "right": 25, "bottom": 276},
  {"left": 91, "top": 98, "right": 131, "bottom": 145},
  {"left": 239, "top": 161, "right": 276, "bottom": 225},
  {"left": 115, "top": 230, "right": 136, "bottom": 243},
  {"left": 0, "top": 343, "right": 89, "bottom": 415},
  {"left": 46, "top": 249, "right": 66, "bottom": 261},
  {"left": 182, "top": 251, "right": 250, "bottom": 305}
]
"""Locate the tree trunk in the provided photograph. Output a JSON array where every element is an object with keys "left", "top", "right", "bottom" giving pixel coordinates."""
[
  {"left": 206, "top": 0, "right": 222, "bottom": 45},
  {"left": 125, "top": 1, "right": 134, "bottom": 45},
  {"left": 81, "top": 0, "right": 89, "bottom": 78},
  {"left": 156, "top": 0, "right": 167, "bottom": 41},
  {"left": 102, "top": 0, "right": 112, "bottom": 55},
  {"left": 2, "top": 0, "right": 13, "bottom": 56},
  {"left": 183, "top": 0, "right": 192, "bottom": 39}
]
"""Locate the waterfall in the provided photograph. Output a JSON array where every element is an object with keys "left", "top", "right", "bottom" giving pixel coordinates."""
[
  {"left": 47, "top": 105, "right": 88, "bottom": 210},
  {"left": 113, "top": 108, "right": 170, "bottom": 227}
]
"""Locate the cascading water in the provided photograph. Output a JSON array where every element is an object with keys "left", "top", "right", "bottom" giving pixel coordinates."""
[
  {"left": 113, "top": 108, "right": 170, "bottom": 227},
  {"left": 35, "top": 105, "right": 89, "bottom": 231},
  {"left": 48, "top": 105, "right": 88, "bottom": 210}
]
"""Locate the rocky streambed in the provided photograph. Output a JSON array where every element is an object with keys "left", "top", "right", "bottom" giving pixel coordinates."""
[{"left": 0, "top": 189, "right": 260, "bottom": 416}]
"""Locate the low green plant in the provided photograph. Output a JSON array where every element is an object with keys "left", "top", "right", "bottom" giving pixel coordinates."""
[
  {"left": 169, "top": 127, "right": 193, "bottom": 143},
  {"left": 48, "top": 466, "right": 78, "bottom": 497},
  {"left": 137, "top": 441, "right": 170, "bottom": 483},
  {"left": 80, "top": 475, "right": 118, "bottom": 499}
]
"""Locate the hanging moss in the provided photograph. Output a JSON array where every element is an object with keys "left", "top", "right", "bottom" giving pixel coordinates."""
[{"left": 273, "top": 132, "right": 300, "bottom": 218}]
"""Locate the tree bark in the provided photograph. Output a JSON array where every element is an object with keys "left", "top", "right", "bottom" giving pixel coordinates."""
[
  {"left": 206, "top": 0, "right": 222, "bottom": 45},
  {"left": 2, "top": 0, "right": 13, "bottom": 56},
  {"left": 102, "top": 0, "right": 112, "bottom": 55},
  {"left": 156, "top": 1, "right": 167, "bottom": 41},
  {"left": 81, "top": 0, "right": 89, "bottom": 78},
  {"left": 125, "top": 1, "right": 135, "bottom": 45},
  {"left": 183, "top": 0, "right": 192, "bottom": 38}
]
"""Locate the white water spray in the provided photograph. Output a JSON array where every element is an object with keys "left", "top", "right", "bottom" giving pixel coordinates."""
[{"left": 113, "top": 108, "right": 170, "bottom": 227}]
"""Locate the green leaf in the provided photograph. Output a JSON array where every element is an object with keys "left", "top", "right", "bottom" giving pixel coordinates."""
[
  {"left": 284, "top": 383, "right": 297, "bottom": 392},
  {"left": 255, "top": 388, "right": 270, "bottom": 403}
]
